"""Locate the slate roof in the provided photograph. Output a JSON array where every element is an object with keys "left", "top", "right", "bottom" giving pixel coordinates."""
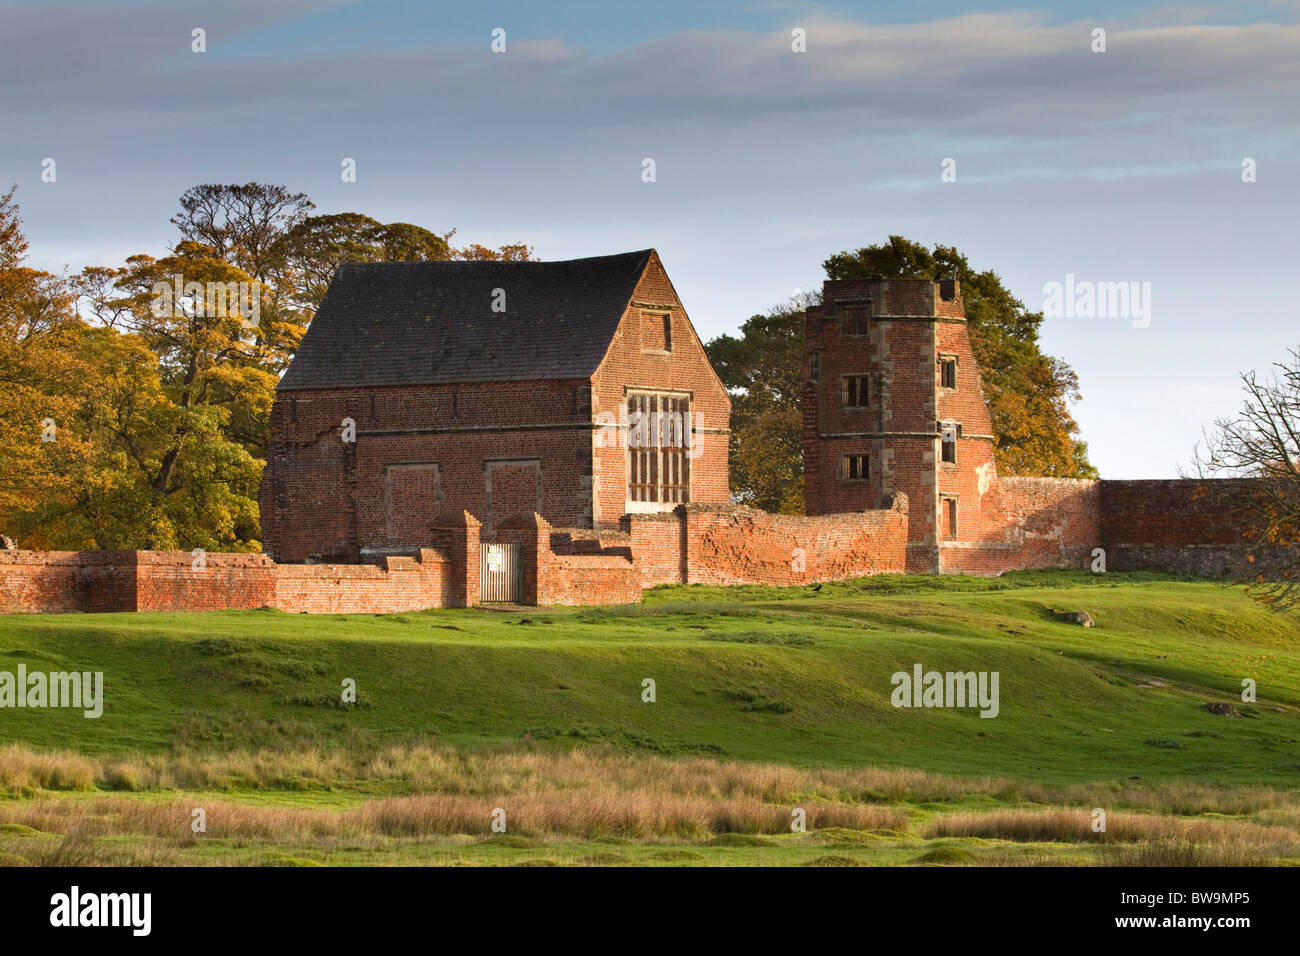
[{"left": 277, "top": 249, "right": 654, "bottom": 390}]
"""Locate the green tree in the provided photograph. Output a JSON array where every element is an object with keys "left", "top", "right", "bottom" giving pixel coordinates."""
[
  {"left": 170, "top": 183, "right": 315, "bottom": 281},
  {"left": 271, "top": 213, "right": 451, "bottom": 313},
  {"left": 709, "top": 238, "right": 1097, "bottom": 511},
  {"left": 705, "top": 296, "right": 810, "bottom": 513}
]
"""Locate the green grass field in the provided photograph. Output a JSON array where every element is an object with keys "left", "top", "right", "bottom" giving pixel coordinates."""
[{"left": 1, "top": 571, "right": 1297, "bottom": 866}]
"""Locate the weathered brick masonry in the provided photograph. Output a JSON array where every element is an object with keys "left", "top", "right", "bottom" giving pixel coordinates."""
[
  {"left": 1, "top": 551, "right": 275, "bottom": 613},
  {"left": 259, "top": 250, "right": 731, "bottom": 562},
  {"left": 1, "top": 255, "right": 1266, "bottom": 614},
  {"left": 1100, "top": 479, "right": 1261, "bottom": 577},
  {"left": 622, "top": 499, "right": 908, "bottom": 589},
  {"left": 802, "top": 275, "right": 1258, "bottom": 579}
]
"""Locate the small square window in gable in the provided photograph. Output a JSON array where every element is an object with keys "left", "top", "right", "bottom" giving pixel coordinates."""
[{"left": 640, "top": 311, "right": 671, "bottom": 352}]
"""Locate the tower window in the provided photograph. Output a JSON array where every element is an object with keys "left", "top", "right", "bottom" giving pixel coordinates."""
[
  {"left": 842, "top": 308, "right": 869, "bottom": 337},
  {"left": 842, "top": 455, "right": 869, "bottom": 481},
  {"left": 809, "top": 350, "right": 821, "bottom": 383},
  {"left": 940, "top": 357, "right": 957, "bottom": 389},
  {"left": 940, "top": 421, "right": 960, "bottom": 463},
  {"left": 841, "top": 375, "right": 870, "bottom": 408},
  {"left": 944, "top": 497, "right": 959, "bottom": 538}
]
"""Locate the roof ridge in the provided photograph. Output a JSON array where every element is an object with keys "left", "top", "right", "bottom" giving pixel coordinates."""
[{"left": 339, "top": 249, "right": 654, "bottom": 269}]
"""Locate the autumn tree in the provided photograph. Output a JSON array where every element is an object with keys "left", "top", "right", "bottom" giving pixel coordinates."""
[
  {"left": 824, "top": 236, "right": 1096, "bottom": 478},
  {"left": 1191, "top": 349, "right": 1300, "bottom": 609},
  {"left": 9, "top": 180, "right": 533, "bottom": 549},
  {"left": 1, "top": 188, "right": 259, "bottom": 550},
  {"left": 0, "top": 187, "right": 96, "bottom": 539},
  {"left": 450, "top": 240, "right": 535, "bottom": 262}
]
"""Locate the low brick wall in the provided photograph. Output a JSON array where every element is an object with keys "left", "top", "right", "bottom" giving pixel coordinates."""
[
  {"left": 0, "top": 551, "right": 110, "bottom": 613},
  {"left": 0, "top": 548, "right": 448, "bottom": 614},
  {"left": 620, "top": 512, "right": 688, "bottom": 589},
  {"left": 2, "top": 480, "right": 1274, "bottom": 613},
  {"left": 537, "top": 553, "right": 640, "bottom": 605},
  {"left": 274, "top": 549, "right": 450, "bottom": 613},
  {"left": 0, "top": 550, "right": 275, "bottom": 613},
  {"left": 135, "top": 552, "right": 277, "bottom": 611}
]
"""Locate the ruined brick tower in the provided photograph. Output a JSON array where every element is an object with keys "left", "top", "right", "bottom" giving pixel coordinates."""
[{"left": 802, "top": 278, "right": 998, "bottom": 573}]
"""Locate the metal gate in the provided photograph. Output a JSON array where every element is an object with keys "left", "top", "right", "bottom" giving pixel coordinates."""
[{"left": 479, "top": 542, "right": 523, "bottom": 603}]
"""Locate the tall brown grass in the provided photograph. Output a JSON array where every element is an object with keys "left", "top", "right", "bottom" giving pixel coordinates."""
[
  {"left": 926, "top": 809, "right": 1299, "bottom": 849},
  {"left": 3, "top": 742, "right": 1298, "bottom": 866},
  {"left": 0, "top": 792, "right": 906, "bottom": 844},
  {"left": 3, "top": 741, "right": 1298, "bottom": 817}
]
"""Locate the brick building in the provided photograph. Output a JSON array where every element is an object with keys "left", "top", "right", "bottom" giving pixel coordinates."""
[
  {"left": 3, "top": 253, "right": 1268, "bottom": 614},
  {"left": 803, "top": 278, "right": 993, "bottom": 572},
  {"left": 803, "top": 276, "right": 1098, "bottom": 575},
  {"left": 258, "top": 250, "right": 731, "bottom": 563}
]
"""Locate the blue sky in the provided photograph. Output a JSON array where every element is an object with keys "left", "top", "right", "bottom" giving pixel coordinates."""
[{"left": 3, "top": 0, "right": 1298, "bottom": 477}]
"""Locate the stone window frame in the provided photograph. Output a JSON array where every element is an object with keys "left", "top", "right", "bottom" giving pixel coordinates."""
[
  {"left": 939, "top": 354, "right": 958, "bottom": 391},
  {"left": 625, "top": 389, "right": 691, "bottom": 511},
  {"left": 840, "top": 307, "right": 870, "bottom": 338},
  {"left": 940, "top": 493, "right": 959, "bottom": 539},
  {"left": 939, "top": 420, "right": 961, "bottom": 464},
  {"left": 841, "top": 373, "right": 871, "bottom": 409},
  {"left": 840, "top": 453, "right": 870, "bottom": 482}
]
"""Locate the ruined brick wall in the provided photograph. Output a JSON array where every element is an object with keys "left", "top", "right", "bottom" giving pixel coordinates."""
[
  {"left": 485, "top": 513, "right": 640, "bottom": 606},
  {"left": 624, "top": 499, "right": 908, "bottom": 589},
  {"left": 590, "top": 251, "right": 731, "bottom": 529},
  {"left": 1099, "top": 479, "right": 1259, "bottom": 576},
  {"left": 939, "top": 477, "right": 1101, "bottom": 575},
  {"left": 1, "top": 479, "right": 1268, "bottom": 613}
]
